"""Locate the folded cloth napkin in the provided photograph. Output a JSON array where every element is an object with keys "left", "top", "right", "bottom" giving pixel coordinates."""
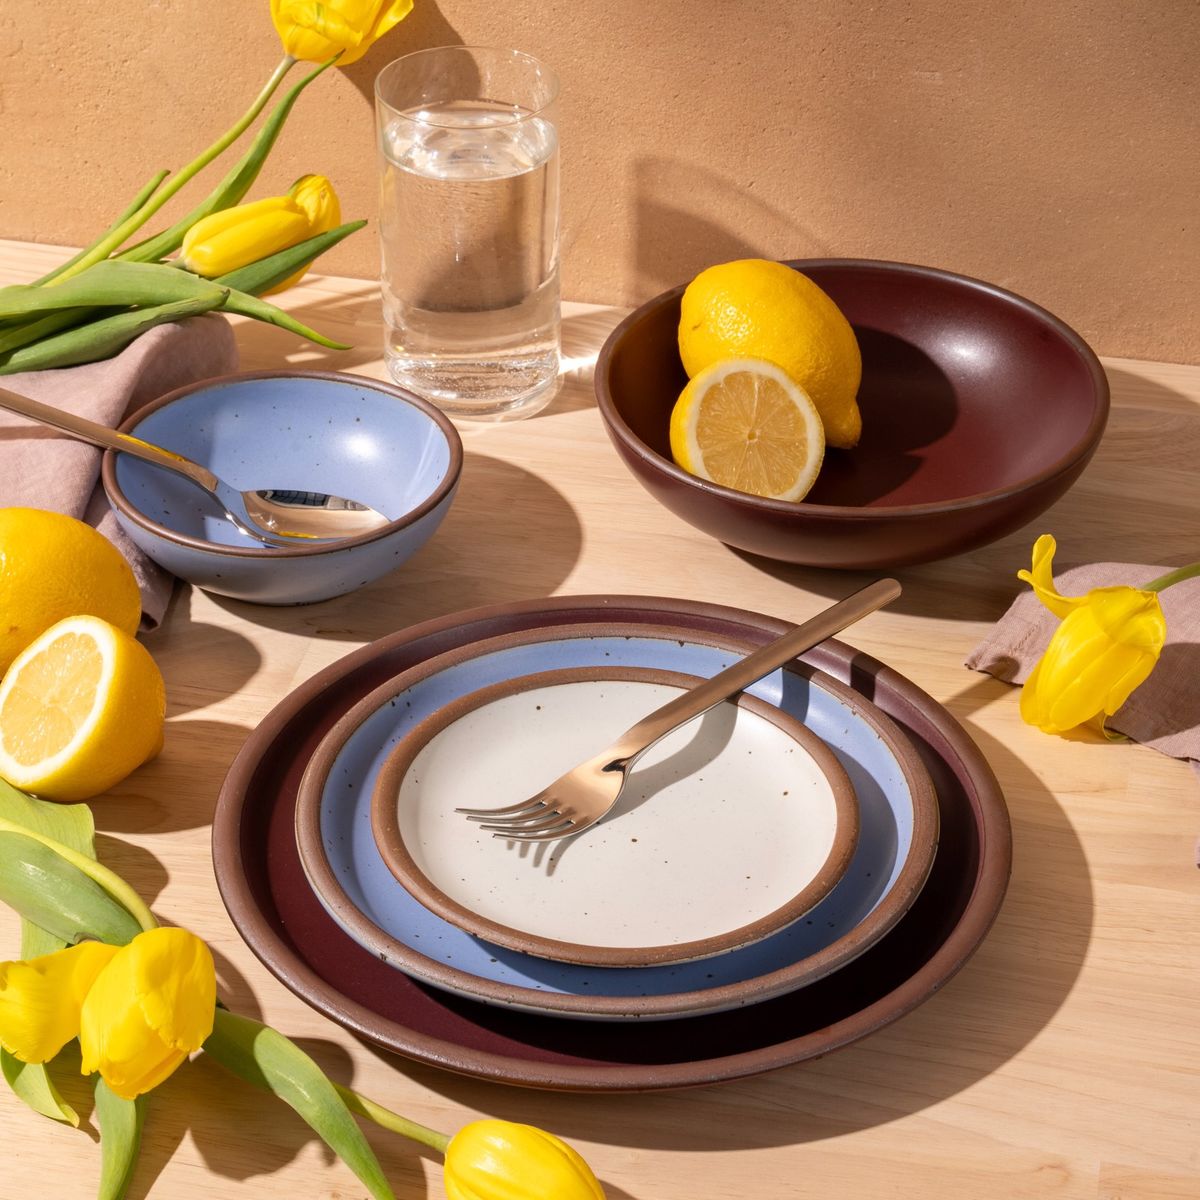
[
  {"left": 966, "top": 560, "right": 1200, "bottom": 775},
  {"left": 0, "top": 315, "right": 238, "bottom": 628}
]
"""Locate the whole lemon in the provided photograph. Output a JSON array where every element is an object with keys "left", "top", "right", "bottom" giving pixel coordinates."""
[
  {"left": 0, "top": 508, "right": 141, "bottom": 676},
  {"left": 678, "top": 259, "right": 863, "bottom": 448}
]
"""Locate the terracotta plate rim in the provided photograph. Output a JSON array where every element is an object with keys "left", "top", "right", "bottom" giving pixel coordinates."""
[
  {"left": 213, "top": 594, "right": 1011, "bottom": 1090},
  {"left": 292, "top": 618, "right": 936, "bottom": 1016}
]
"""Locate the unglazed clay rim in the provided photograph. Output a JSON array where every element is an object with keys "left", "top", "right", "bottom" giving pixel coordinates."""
[
  {"left": 101, "top": 369, "right": 464, "bottom": 558},
  {"left": 292, "top": 619, "right": 936, "bottom": 1018},
  {"left": 213, "top": 594, "right": 1011, "bottom": 1090},
  {"left": 594, "top": 256, "right": 1111, "bottom": 520},
  {"left": 368, "top": 663, "right": 861, "bottom": 968}
]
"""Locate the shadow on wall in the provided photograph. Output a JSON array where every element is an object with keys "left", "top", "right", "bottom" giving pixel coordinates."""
[
  {"left": 631, "top": 155, "right": 834, "bottom": 300},
  {"left": 339, "top": 2, "right": 465, "bottom": 110}
]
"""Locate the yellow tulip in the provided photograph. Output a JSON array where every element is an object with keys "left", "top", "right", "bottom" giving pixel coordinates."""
[
  {"left": 0, "top": 941, "right": 119, "bottom": 1064},
  {"left": 270, "top": 0, "right": 413, "bottom": 66},
  {"left": 181, "top": 175, "right": 341, "bottom": 291},
  {"left": 1017, "top": 534, "right": 1167, "bottom": 735},
  {"left": 443, "top": 1119, "right": 606, "bottom": 1200},
  {"left": 79, "top": 927, "right": 216, "bottom": 1101}
]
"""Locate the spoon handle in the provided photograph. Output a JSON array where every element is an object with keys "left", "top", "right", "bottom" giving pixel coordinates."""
[{"left": 0, "top": 384, "right": 218, "bottom": 492}]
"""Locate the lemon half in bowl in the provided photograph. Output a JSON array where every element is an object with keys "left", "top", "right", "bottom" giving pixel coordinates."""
[{"left": 669, "top": 358, "right": 826, "bottom": 502}]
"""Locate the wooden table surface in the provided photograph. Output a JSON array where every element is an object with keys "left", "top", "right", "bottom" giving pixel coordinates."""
[{"left": 1, "top": 239, "right": 1197, "bottom": 1199}]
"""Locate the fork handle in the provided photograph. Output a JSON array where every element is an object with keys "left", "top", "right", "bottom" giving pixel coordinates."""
[{"left": 603, "top": 578, "right": 902, "bottom": 770}]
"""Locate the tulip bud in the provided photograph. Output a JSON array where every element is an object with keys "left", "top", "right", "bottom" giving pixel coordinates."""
[
  {"left": 1017, "top": 534, "right": 1167, "bottom": 735},
  {"left": 271, "top": 0, "right": 414, "bottom": 66},
  {"left": 180, "top": 175, "right": 341, "bottom": 292},
  {"left": 79, "top": 927, "right": 216, "bottom": 1101},
  {"left": 443, "top": 1119, "right": 606, "bottom": 1200}
]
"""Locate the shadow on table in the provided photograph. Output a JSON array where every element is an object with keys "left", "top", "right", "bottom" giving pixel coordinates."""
[
  {"left": 729, "top": 364, "right": 1200, "bottom": 623},
  {"left": 387, "top": 696, "right": 1092, "bottom": 1154},
  {"left": 206, "top": 452, "right": 584, "bottom": 646},
  {"left": 90, "top": 717, "right": 253, "bottom": 836}
]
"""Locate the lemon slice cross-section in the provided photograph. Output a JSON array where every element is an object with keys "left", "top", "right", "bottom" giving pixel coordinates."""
[
  {"left": 669, "top": 358, "right": 826, "bottom": 502},
  {"left": 0, "top": 615, "right": 165, "bottom": 802}
]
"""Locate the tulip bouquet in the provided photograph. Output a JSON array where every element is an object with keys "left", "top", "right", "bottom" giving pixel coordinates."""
[
  {"left": 1016, "top": 535, "right": 1199, "bottom": 737},
  {"left": 0, "top": 782, "right": 605, "bottom": 1199},
  {"left": 0, "top": 2, "right": 416, "bottom": 374}
]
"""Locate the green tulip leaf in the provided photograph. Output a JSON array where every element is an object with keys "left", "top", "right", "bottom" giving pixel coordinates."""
[
  {"left": 0, "top": 780, "right": 98, "bottom": 958},
  {"left": 0, "top": 832, "right": 142, "bottom": 950},
  {"left": 0, "top": 261, "right": 226, "bottom": 320},
  {"left": 94, "top": 1078, "right": 145, "bottom": 1200},
  {"left": 1, "top": 1050, "right": 79, "bottom": 1127},
  {"left": 215, "top": 219, "right": 368, "bottom": 296},
  {"left": 119, "top": 58, "right": 337, "bottom": 265},
  {"left": 0, "top": 294, "right": 226, "bottom": 375},
  {"left": 203, "top": 1010, "right": 396, "bottom": 1200},
  {"left": 218, "top": 284, "right": 352, "bottom": 350}
]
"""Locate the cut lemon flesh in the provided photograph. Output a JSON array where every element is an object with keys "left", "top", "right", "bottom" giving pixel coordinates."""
[
  {"left": 669, "top": 358, "right": 826, "bottom": 501},
  {"left": 0, "top": 615, "right": 165, "bottom": 802}
]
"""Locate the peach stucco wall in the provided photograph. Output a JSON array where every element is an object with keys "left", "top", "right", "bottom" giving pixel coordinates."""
[{"left": 2, "top": 1, "right": 1197, "bottom": 362}]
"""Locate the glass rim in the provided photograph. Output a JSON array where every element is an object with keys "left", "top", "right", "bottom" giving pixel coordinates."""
[{"left": 374, "top": 45, "right": 560, "bottom": 128}]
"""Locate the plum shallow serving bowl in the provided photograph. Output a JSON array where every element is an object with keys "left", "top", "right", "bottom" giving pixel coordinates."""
[
  {"left": 595, "top": 258, "right": 1109, "bottom": 570},
  {"left": 102, "top": 370, "right": 462, "bottom": 604}
]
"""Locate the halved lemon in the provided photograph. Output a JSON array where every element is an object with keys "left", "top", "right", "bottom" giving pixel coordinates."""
[
  {"left": 0, "top": 615, "right": 165, "bottom": 802},
  {"left": 669, "top": 358, "right": 826, "bottom": 501}
]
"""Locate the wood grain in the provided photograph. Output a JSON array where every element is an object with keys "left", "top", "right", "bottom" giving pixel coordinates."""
[{"left": 0, "top": 239, "right": 1197, "bottom": 1199}]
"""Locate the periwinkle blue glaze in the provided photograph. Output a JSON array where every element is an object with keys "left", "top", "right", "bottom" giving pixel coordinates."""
[
  {"left": 106, "top": 373, "right": 460, "bottom": 604},
  {"left": 317, "top": 631, "right": 917, "bottom": 1002}
]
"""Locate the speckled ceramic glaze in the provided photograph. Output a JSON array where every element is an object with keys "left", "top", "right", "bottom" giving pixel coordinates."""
[
  {"left": 370, "top": 665, "right": 860, "bottom": 967},
  {"left": 214, "top": 594, "right": 1011, "bottom": 1089},
  {"left": 102, "top": 370, "right": 462, "bottom": 604},
  {"left": 294, "top": 621, "right": 938, "bottom": 1020}
]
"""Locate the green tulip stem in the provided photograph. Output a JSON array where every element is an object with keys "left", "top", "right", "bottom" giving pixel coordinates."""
[
  {"left": 0, "top": 818, "right": 157, "bottom": 934},
  {"left": 52, "top": 54, "right": 298, "bottom": 284},
  {"left": 1143, "top": 561, "right": 1200, "bottom": 593},
  {"left": 332, "top": 1083, "right": 452, "bottom": 1155}
]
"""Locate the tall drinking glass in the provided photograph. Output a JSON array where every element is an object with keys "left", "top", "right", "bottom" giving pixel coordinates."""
[{"left": 375, "top": 47, "right": 561, "bottom": 421}]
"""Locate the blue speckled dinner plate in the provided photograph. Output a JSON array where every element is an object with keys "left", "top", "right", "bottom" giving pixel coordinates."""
[{"left": 295, "top": 622, "right": 939, "bottom": 1020}]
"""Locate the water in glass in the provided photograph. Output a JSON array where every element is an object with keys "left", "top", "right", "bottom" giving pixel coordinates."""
[{"left": 380, "top": 101, "right": 560, "bottom": 419}]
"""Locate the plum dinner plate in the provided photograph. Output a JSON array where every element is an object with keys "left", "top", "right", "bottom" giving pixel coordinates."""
[
  {"left": 212, "top": 594, "right": 1011, "bottom": 1092},
  {"left": 369, "top": 665, "right": 861, "bottom": 968},
  {"left": 294, "top": 622, "right": 935, "bottom": 1018}
]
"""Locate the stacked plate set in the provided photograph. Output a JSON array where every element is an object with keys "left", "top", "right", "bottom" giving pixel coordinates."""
[{"left": 212, "top": 594, "right": 1011, "bottom": 1091}]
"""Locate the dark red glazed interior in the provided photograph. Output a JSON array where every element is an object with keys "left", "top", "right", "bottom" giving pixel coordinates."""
[{"left": 594, "top": 260, "right": 1109, "bottom": 568}]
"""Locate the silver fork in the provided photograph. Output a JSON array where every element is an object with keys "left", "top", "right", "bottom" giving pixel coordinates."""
[{"left": 457, "top": 577, "right": 902, "bottom": 842}]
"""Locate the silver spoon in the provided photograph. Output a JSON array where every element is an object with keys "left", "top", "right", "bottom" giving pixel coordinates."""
[{"left": 0, "top": 385, "right": 390, "bottom": 548}]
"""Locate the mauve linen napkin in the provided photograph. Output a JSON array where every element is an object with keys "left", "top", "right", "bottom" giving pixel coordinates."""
[
  {"left": 966, "top": 560, "right": 1200, "bottom": 776},
  {"left": 0, "top": 315, "right": 238, "bottom": 628}
]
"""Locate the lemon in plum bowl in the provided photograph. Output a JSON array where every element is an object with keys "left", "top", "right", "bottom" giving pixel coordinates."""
[{"left": 595, "top": 257, "right": 1110, "bottom": 571}]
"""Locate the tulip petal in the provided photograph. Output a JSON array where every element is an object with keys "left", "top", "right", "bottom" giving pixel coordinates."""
[
  {"left": 271, "top": 0, "right": 413, "bottom": 66},
  {"left": 1017, "top": 534, "right": 1085, "bottom": 620},
  {"left": 79, "top": 928, "right": 215, "bottom": 1100},
  {"left": 0, "top": 941, "right": 119, "bottom": 1063},
  {"left": 130, "top": 928, "right": 216, "bottom": 1053}
]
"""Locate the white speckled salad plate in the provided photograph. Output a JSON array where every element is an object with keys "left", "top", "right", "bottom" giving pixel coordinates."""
[
  {"left": 369, "top": 664, "right": 861, "bottom": 968},
  {"left": 294, "top": 622, "right": 939, "bottom": 1021}
]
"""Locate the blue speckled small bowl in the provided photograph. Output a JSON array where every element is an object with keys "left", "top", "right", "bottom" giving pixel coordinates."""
[{"left": 102, "top": 371, "right": 462, "bottom": 605}]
